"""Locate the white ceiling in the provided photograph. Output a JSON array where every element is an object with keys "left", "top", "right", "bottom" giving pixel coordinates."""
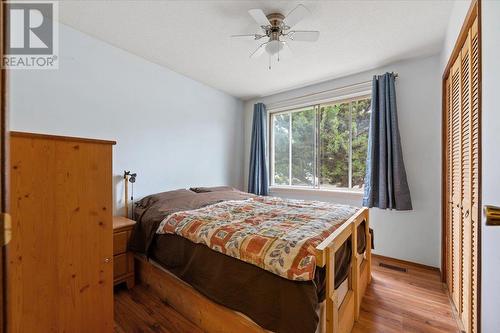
[{"left": 59, "top": 1, "right": 454, "bottom": 100}]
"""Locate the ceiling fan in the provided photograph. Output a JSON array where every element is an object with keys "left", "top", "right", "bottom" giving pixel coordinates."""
[{"left": 232, "top": 4, "right": 320, "bottom": 68}]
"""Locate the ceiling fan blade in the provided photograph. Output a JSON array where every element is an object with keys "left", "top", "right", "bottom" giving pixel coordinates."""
[
  {"left": 248, "top": 9, "right": 270, "bottom": 27},
  {"left": 288, "top": 30, "right": 320, "bottom": 42},
  {"left": 231, "top": 34, "right": 265, "bottom": 41},
  {"left": 250, "top": 42, "right": 267, "bottom": 58},
  {"left": 284, "top": 4, "right": 309, "bottom": 28}
]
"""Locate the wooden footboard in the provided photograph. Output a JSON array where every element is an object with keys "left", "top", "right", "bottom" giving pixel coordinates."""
[
  {"left": 357, "top": 212, "right": 372, "bottom": 318},
  {"left": 315, "top": 207, "right": 370, "bottom": 333},
  {"left": 135, "top": 207, "right": 370, "bottom": 333}
]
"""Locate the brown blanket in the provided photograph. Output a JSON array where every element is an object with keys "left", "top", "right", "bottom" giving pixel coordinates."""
[
  {"left": 149, "top": 234, "right": 327, "bottom": 333},
  {"left": 129, "top": 188, "right": 353, "bottom": 333}
]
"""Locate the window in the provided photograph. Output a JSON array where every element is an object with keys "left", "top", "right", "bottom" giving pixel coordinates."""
[{"left": 270, "top": 96, "right": 371, "bottom": 191}]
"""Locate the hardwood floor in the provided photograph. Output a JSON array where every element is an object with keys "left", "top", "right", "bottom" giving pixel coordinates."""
[
  {"left": 114, "top": 256, "right": 459, "bottom": 333},
  {"left": 352, "top": 256, "right": 459, "bottom": 333},
  {"left": 114, "top": 283, "right": 203, "bottom": 333}
]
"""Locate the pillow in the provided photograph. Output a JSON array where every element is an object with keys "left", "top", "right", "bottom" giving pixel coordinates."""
[
  {"left": 135, "top": 188, "right": 195, "bottom": 209},
  {"left": 189, "top": 186, "right": 238, "bottom": 193}
]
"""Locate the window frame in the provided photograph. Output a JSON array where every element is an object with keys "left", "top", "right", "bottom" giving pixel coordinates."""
[{"left": 268, "top": 92, "right": 371, "bottom": 194}]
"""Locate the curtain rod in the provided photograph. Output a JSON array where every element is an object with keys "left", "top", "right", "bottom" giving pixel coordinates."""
[{"left": 265, "top": 72, "right": 399, "bottom": 109}]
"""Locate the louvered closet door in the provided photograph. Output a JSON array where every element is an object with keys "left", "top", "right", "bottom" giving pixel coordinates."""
[
  {"left": 469, "top": 18, "right": 479, "bottom": 333},
  {"left": 460, "top": 29, "right": 472, "bottom": 331},
  {"left": 445, "top": 77, "right": 455, "bottom": 295},
  {"left": 444, "top": 14, "right": 479, "bottom": 333},
  {"left": 450, "top": 56, "right": 462, "bottom": 311}
]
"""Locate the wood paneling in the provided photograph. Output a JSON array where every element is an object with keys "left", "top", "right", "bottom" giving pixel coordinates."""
[
  {"left": 114, "top": 256, "right": 459, "bottom": 333},
  {"left": 442, "top": 2, "right": 480, "bottom": 331},
  {"left": 7, "top": 132, "right": 114, "bottom": 332}
]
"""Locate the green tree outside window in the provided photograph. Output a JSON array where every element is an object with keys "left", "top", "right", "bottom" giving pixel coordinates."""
[{"left": 271, "top": 97, "right": 371, "bottom": 190}]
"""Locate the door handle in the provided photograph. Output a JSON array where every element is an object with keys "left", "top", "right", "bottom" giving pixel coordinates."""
[
  {"left": 464, "top": 210, "right": 470, "bottom": 218},
  {"left": 104, "top": 257, "right": 112, "bottom": 264},
  {"left": 485, "top": 205, "right": 500, "bottom": 226}
]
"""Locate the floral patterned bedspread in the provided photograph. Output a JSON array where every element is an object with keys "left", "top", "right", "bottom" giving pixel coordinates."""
[{"left": 156, "top": 196, "right": 358, "bottom": 281}]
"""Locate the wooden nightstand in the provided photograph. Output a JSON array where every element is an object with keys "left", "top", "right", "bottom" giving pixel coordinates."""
[{"left": 113, "top": 216, "right": 136, "bottom": 289}]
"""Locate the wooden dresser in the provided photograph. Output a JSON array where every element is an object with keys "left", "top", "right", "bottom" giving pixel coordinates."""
[
  {"left": 8, "top": 132, "right": 115, "bottom": 332},
  {"left": 113, "top": 216, "right": 136, "bottom": 288}
]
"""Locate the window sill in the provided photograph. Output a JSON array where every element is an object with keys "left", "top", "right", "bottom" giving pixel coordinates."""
[{"left": 269, "top": 186, "right": 364, "bottom": 199}]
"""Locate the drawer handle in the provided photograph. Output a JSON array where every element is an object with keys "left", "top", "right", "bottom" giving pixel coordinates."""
[{"left": 464, "top": 210, "right": 469, "bottom": 218}]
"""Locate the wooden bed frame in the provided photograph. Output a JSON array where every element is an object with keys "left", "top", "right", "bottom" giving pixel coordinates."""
[{"left": 134, "top": 207, "right": 370, "bottom": 333}]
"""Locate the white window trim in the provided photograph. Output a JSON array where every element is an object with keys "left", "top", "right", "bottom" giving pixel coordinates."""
[
  {"left": 266, "top": 80, "right": 372, "bottom": 113},
  {"left": 267, "top": 86, "right": 371, "bottom": 198},
  {"left": 269, "top": 186, "right": 364, "bottom": 199}
]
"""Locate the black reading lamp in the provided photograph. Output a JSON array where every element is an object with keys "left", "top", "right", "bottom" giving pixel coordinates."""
[{"left": 124, "top": 171, "right": 137, "bottom": 218}]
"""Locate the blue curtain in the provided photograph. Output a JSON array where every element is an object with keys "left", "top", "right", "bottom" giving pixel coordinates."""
[
  {"left": 248, "top": 103, "right": 269, "bottom": 195},
  {"left": 363, "top": 73, "right": 412, "bottom": 210}
]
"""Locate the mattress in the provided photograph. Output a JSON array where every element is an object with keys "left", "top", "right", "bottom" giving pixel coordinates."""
[{"left": 129, "top": 187, "right": 355, "bottom": 333}]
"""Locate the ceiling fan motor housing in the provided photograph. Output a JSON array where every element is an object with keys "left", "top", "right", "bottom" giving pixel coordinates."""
[
  {"left": 265, "top": 13, "right": 286, "bottom": 55},
  {"left": 236, "top": 5, "right": 319, "bottom": 64},
  {"left": 266, "top": 13, "right": 288, "bottom": 36}
]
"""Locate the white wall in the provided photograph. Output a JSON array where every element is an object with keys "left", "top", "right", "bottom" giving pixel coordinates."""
[
  {"left": 481, "top": 1, "right": 500, "bottom": 331},
  {"left": 9, "top": 24, "right": 244, "bottom": 215},
  {"left": 440, "top": 0, "right": 472, "bottom": 70},
  {"left": 244, "top": 55, "right": 442, "bottom": 268}
]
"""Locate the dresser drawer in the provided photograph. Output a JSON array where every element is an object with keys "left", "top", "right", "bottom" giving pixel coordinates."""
[
  {"left": 113, "top": 254, "right": 128, "bottom": 278},
  {"left": 113, "top": 217, "right": 136, "bottom": 289},
  {"left": 113, "top": 231, "right": 128, "bottom": 255}
]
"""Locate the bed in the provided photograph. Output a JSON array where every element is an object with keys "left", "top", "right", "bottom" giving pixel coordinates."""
[{"left": 128, "top": 187, "right": 371, "bottom": 333}]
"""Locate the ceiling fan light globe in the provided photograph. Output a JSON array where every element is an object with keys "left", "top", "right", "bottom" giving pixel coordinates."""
[{"left": 265, "top": 40, "right": 284, "bottom": 55}]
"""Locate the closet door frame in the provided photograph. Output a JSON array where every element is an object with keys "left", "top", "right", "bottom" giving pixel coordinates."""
[
  {"left": 441, "top": 0, "right": 481, "bottom": 331},
  {"left": 0, "top": 2, "right": 7, "bottom": 332}
]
